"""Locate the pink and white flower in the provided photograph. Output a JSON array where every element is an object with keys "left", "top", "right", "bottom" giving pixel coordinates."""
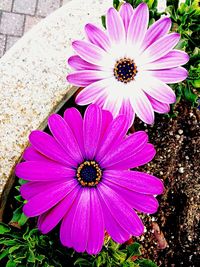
[{"left": 67, "top": 3, "right": 189, "bottom": 125}]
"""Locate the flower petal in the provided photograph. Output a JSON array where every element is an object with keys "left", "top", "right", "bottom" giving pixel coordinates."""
[
  {"left": 119, "top": 99, "right": 135, "bottom": 128},
  {"left": 29, "top": 130, "right": 75, "bottom": 166},
  {"left": 20, "top": 181, "right": 62, "bottom": 200},
  {"left": 119, "top": 3, "right": 134, "bottom": 32},
  {"left": 48, "top": 114, "right": 83, "bottom": 163},
  {"left": 71, "top": 188, "right": 90, "bottom": 253},
  {"left": 23, "top": 179, "right": 77, "bottom": 217},
  {"left": 85, "top": 23, "right": 110, "bottom": 51},
  {"left": 72, "top": 40, "right": 108, "bottom": 65},
  {"left": 139, "top": 33, "right": 180, "bottom": 65},
  {"left": 86, "top": 189, "right": 104, "bottom": 254},
  {"left": 67, "top": 70, "right": 109, "bottom": 87},
  {"left": 149, "top": 67, "right": 188, "bottom": 83},
  {"left": 143, "top": 50, "right": 189, "bottom": 70},
  {"left": 98, "top": 183, "right": 144, "bottom": 237},
  {"left": 64, "top": 108, "right": 84, "bottom": 156},
  {"left": 142, "top": 17, "right": 171, "bottom": 50},
  {"left": 83, "top": 105, "right": 102, "bottom": 159},
  {"left": 96, "top": 115, "right": 129, "bottom": 162},
  {"left": 104, "top": 170, "right": 164, "bottom": 195},
  {"left": 100, "top": 131, "right": 148, "bottom": 169},
  {"left": 68, "top": 55, "right": 101, "bottom": 71},
  {"left": 130, "top": 86, "right": 154, "bottom": 124},
  {"left": 60, "top": 191, "right": 81, "bottom": 248},
  {"left": 105, "top": 181, "right": 159, "bottom": 214},
  {"left": 147, "top": 95, "right": 170, "bottom": 113},
  {"left": 38, "top": 186, "right": 79, "bottom": 234},
  {"left": 100, "top": 109, "right": 113, "bottom": 140},
  {"left": 75, "top": 79, "right": 109, "bottom": 106},
  {"left": 16, "top": 161, "right": 75, "bottom": 181},
  {"left": 23, "top": 146, "right": 50, "bottom": 162},
  {"left": 127, "top": 3, "right": 149, "bottom": 48},
  {"left": 106, "top": 7, "right": 125, "bottom": 45},
  {"left": 138, "top": 74, "right": 176, "bottom": 103},
  {"left": 107, "top": 143, "right": 156, "bottom": 170}
]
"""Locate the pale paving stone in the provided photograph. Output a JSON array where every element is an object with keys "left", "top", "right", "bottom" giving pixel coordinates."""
[
  {"left": 0, "top": 12, "right": 24, "bottom": 36},
  {"left": 0, "top": 0, "right": 112, "bottom": 219},
  {"left": 6, "top": 36, "right": 20, "bottom": 51},
  {"left": 0, "top": 0, "right": 12, "bottom": 12},
  {"left": 0, "top": 34, "right": 6, "bottom": 57},
  {"left": 13, "top": 0, "right": 37, "bottom": 16},
  {"left": 24, "top": 16, "right": 41, "bottom": 33},
  {"left": 37, "top": 0, "right": 61, "bottom": 17}
]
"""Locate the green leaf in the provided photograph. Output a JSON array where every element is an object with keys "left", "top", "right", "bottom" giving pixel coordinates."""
[
  {"left": 127, "top": 242, "right": 141, "bottom": 257},
  {"left": 0, "top": 223, "right": 10, "bottom": 234},
  {"left": 18, "top": 213, "right": 28, "bottom": 226},
  {"left": 74, "top": 258, "right": 90, "bottom": 266},
  {"left": 101, "top": 15, "right": 106, "bottom": 29},
  {"left": 113, "top": 0, "right": 120, "bottom": 9},
  {"left": 6, "top": 260, "right": 17, "bottom": 267},
  {"left": 9, "top": 245, "right": 23, "bottom": 254},
  {"left": 0, "top": 239, "right": 18, "bottom": 246},
  {"left": 136, "top": 259, "right": 158, "bottom": 267},
  {"left": 0, "top": 248, "right": 10, "bottom": 260}
]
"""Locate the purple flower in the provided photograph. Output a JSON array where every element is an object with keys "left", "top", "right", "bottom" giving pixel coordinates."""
[
  {"left": 67, "top": 3, "right": 189, "bottom": 126},
  {"left": 16, "top": 105, "right": 164, "bottom": 254}
]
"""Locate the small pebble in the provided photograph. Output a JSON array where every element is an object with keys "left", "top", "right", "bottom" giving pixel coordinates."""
[
  {"left": 178, "top": 167, "right": 184, "bottom": 174},
  {"left": 178, "top": 129, "right": 183, "bottom": 135}
]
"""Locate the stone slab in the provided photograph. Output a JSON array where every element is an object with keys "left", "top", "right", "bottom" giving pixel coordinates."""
[{"left": 0, "top": 0, "right": 112, "bottom": 219}]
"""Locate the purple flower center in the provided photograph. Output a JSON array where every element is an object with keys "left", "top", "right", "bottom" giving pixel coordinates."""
[
  {"left": 76, "top": 161, "right": 102, "bottom": 187},
  {"left": 114, "top": 58, "right": 137, "bottom": 83}
]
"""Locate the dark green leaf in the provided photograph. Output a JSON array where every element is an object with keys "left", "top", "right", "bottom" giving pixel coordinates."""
[{"left": 0, "top": 223, "right": 10, "bottom": 234}]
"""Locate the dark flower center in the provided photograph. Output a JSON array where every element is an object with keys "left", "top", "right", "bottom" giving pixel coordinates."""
[
  {"left": 114, "top": 58, "right": 137, "bottom": 83},
  {"left": 76, "top": 161, "right": 102, "bottom": 187}
]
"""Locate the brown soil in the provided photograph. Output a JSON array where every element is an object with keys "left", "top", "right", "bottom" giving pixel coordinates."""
[{"left": 134, "top": 102, "right": 200, "bottom": 266}]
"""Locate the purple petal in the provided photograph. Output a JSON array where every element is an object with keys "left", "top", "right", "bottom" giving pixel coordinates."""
[
  {"left": 71, "top": 189, "right": 90, "bottom": 253},
  {"left": 100, "top": 109, "right": 113, "bottom": 140},
  {"left": 23, "top": 146, "right": 50, "bottom": 162},
  {"left": 29, "top": 130, "right": 75, "bottom": 166},
  {"left": 107, "top": 143, "right": 156, "bottom": 170},
  {"left": 85, "top": 23, "right": 110, "bottom": 51},
  {"left": 72, "top": 40, "right": 106, "bottom": 65},
  {"left": 106, "top": 7, "right": 125, "bottom": 45},
  {"left": 142, "top": 17, "right": 171, "bottom": 50},
  {"left": 60, "top": 191, "right": 81, "bottom": 248},
  {"left": 86, "top": 189, "right": 104, "bottom": 254},
  {"left": 38, "top": 186, "right": 79, "bottom": 234},
  {"left": 23, "top": 179, "right": 77, "bottom": 217},
  {"left": 64, "top": 108, "right": 84, "bottom": 156},
  {"left": 67, "top": 70, "right": 107, "bottom": 87},
  {"left": 140, "top": 76, "right": 176, "bottom": 103},
  {"left": 105, "top": 181, "right": 159, "bottom": 214},
  {"left": 104, "top": 170, "right": 164, "bottom": 195},
  {"left": 98, "top": 183, "right": 144, "bottom": 237},
  {"left": 149, "top": 67, "right": 188, "bottom": 83},
  {"left": 119, "top": 3, "right": 134, "bottom": 32},
  {"left": 140, "top": 33, "right": 180, "bottom": 64},
  {"left": 68, "top": 55, "right": 101, "bottom": 71},
  {"left": 147, "top": 95, "right": 170, "bottom": 113},
  {"left": 83, "top": 105, "right": 102, "bottom": 159},
  {"left": 16, "top": 161, "right": 75, "bottom": 181},
  {"left": 119, "top": 99, "right": 135, "bottom": 128},
  {"left": 100, "top": 131, "right": 148, "bottom": 168},
  {"left": 48, "top": 114, "right": 83, "bottom": 164},
  {"left": 75, "top": 79, "right": 108, "bottom": 106},
  {"left": 20, "top": 181, "right": 62, "bottom": 200},
  {"left": 98, "top": 191, "right": 130, "bottom": 244},
  {"left": 96, "top": 115, "right": 129, "bottom": 162},
  {"left": 130, "top": 87, "right": 154, "bottom": 124},
  {"left": 127, "top": 3, "right": 149, "bottom": 47},
  {"left": 144, "top": 50, "right": 189, "bottom": 70}
]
